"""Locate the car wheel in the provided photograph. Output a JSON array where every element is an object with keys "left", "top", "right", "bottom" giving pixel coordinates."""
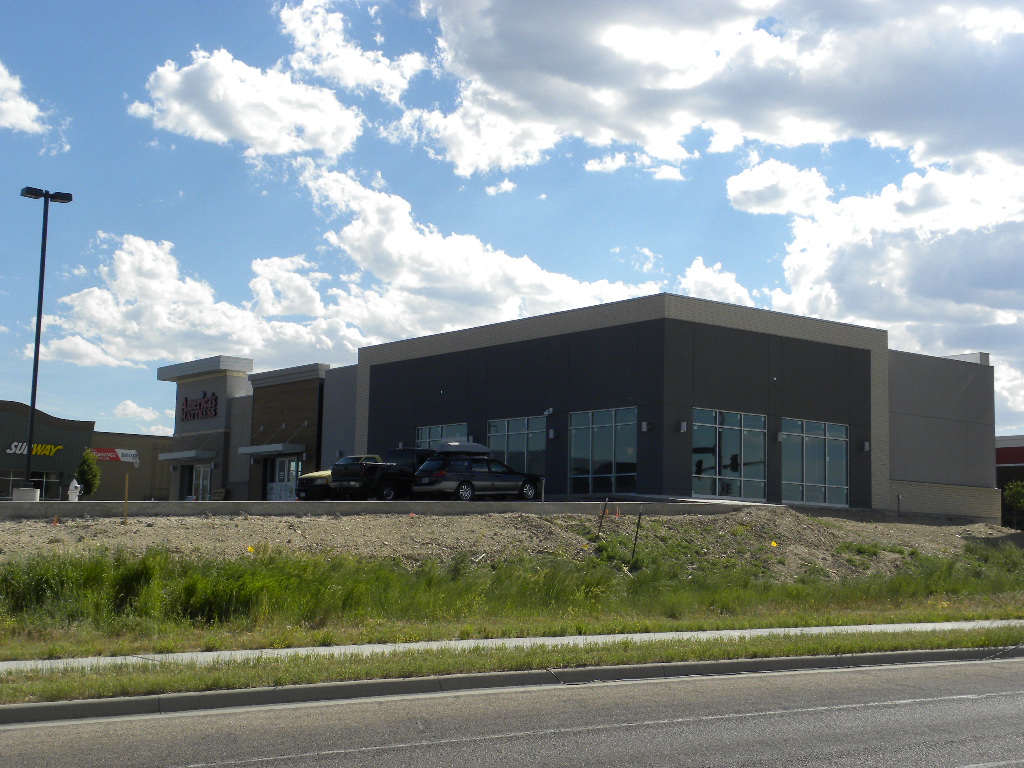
[
  {"left": 519, "top": 480, "right": 539, "bottom": 500},
  {"left": 377, "top": 484, "right": 398, "bottom": 501},
  {"left": 455, "top": 481, "right": 475, "bottom": 501}
]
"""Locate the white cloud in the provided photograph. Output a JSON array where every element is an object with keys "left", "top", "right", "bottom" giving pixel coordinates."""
[
  {"left": 249, "top": 256, "right": 329, "bottom": 316},
  {"left": 407, "top": 1, "right": 1024, "bottom": 172},
  {"left": 728, "top": 159, "right": 832, "bottom": 216},
  {"left": 484, "top": 178, "right": 515, "bottom": 195},
  {"left": 585, "top": 153, "right": 629, "bottom": 173},
  {"left": 0, "top": 60, "right": 48, "bottom": 134},
  {"left": 298, "top": 159, "right": 661, "bottom": 340},
  {"left": 281, "top": 0, "right": 428, "bottom": 104},
  {"left": 129, "top": 48, "right": 363, "bottom": 160},
  {"left": 648, "top": 165, "right": 685, "bottom": 181},
  {"left": 114, "top": 400, "right": 161, "bottom": 421},
  {"left": 676, "top": 256, "right": 755, "bottom": 307},
  {"left": 144, "top": 425, "right": 174, "bottom": 437}
]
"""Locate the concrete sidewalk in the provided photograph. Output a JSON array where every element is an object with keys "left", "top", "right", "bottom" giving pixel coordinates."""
[{"left": 4, "top": 619, "right": 1023, "bottom": 675}]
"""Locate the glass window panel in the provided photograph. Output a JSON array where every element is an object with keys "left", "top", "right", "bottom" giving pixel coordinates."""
[
  {"left": 805, "top": 485, "right": 827, "bottom": 504},
  {"left": 509, "top": 417, "right": 528, "bottom": 433},
  {"left": 743, "top": 413, "right": 766, "bottom": 430},
  {"left": 804, "top": 437, "right": 826, "bottom": 485},
  {"left": 781, "top": 418, "right": 803, "bottom": 434},
  {"left": 720, "top": 411, "right": 742, "bottom": 428},
  {"left": 615, "top": 407, "right": 637, "bottom": 424},
  {"left": 827, "top": 423, "right": 848, "bottom": 439},
  {"left": 693, "top": 408, "right": 716, "bottom": 425},
  {"left": 591, "top": 425, "right": 614, "bottom": 476},
  {"left": 527, "top": 432, "right": 546, "bottom": 476},
  {"left": 593, "top": 410, "right": 614, "bottom": 426},
  {"left": 488, "top": 434, "right": 507, "bottom": 460},
  {"left": 592, "top": 475, "right": 613, "bottom": 493},
  {"left": 718, "top": 478, "right": 741, "bottom": 497},
  {"left": 781, "top": 433, "right": 803, "bottom": 483},
  {"left": 570, "top": 412, "right": 590, "bottom": 428},
  {"left": 570, "top": 476, "right": 590, "bottom": 494},
  {"left": 569, "top": 429, "right": 590, "bottom": 476},
  {"left": 805, "top": 421, "right": 826, "bottom": 437},
  {"left": 614, "top": 475, "right": 636, "bottom": 494},
  {"left": 719, "top": 427, "right": 742, "bottom": 477},
  {"left": 693, "top": 476, "right": 716, "bottom": 495},
  {"left": 508, "top": 431, "right": 527, "bottom": 455},
  {"left": 827, "top": 486, "right": 848, "bottom": 506},
  {"left": 488, "top": 420, "right": 505, "bottom": 435},
  {"left": 692, "top": 424, "right": 716, "bottom": 476},
  {"left": 614, "top": 423, "right": 637, "bottom": 474},
  {"left": 528, "top": 416, "right": 546, "bottom": 431},
  {"left": 742, "top": 480, "right": 765, "bottom": 500},
  {"left": 782, "top": 482, "right": 803, "bottom": 502},
  {"left": 826, "top": 438, "right": 847, "bottom": 487},
  {"left": 742, "top": 429, "right": 766, "bottom": 480},
  {"left": 429, "top": 425, "right": 441, "bottom": 440}
]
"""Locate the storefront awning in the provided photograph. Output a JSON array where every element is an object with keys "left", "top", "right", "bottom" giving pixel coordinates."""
[
  {"left": 158, "top": 450, "right": 216, "bottom": 462},
  {"left": 237, "top": 443, "right": 305, "bottom": 456}
]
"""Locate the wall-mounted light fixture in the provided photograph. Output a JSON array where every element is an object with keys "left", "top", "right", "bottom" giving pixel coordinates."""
[
  {"left": 548, "top": 428, "right": 558, "bottom": 439},
  {"left": 862, "top": 441, "right": 870, "bottom": 452},
  {"left": 641, "top": 421, "right": 650, "bottom": 433},
  {"left": 678, "top": 421, "right": 687, "bottom": 433},
  {"left": 776, "top": 432, "right": 784, "bottom": 443}
]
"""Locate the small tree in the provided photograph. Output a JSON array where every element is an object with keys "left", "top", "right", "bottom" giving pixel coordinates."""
[
  {"left": 76, "top": 449, "right": 101, "bottom": 497},
  {"left": 1005, "top": 481, "right": 1024, "bottom": 530}
]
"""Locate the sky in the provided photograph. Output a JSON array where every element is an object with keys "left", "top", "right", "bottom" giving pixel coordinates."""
[{"left": 2, "top": 0, "right": 1024, "bottom": 438}]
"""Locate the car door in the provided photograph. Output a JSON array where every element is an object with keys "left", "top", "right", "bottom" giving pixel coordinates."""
[
  {"left": 486, "top": 459, "right": 520, "bottom": 494},
  {"left": 469, "top": 457, "right": 493, "bottom": 494}
]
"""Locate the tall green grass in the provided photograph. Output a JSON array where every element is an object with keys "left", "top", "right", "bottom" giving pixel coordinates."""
[{"left": 2, "top": 538, "right": 1024, "bottom": 659}]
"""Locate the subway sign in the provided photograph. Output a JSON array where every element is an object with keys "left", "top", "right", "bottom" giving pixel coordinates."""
[{"left": 6, "top": 441, "right": 64, "bottom": 457}]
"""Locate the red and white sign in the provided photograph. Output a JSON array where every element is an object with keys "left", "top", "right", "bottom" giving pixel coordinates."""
[{"left": 91, "top": 448, "right": 141, "bottom": 467}]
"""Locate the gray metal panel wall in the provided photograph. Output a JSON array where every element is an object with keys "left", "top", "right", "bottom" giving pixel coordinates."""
[
  {"left": 889, "top": 350, "right": 995, "bottom": 488},
  {"left": 321, "top": 365, "right": 359, "bottom": 467}
]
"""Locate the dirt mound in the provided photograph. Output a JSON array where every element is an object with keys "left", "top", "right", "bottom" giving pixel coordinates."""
[{"left": 0, "top": 506, "right": 1016, "bottom": 581}]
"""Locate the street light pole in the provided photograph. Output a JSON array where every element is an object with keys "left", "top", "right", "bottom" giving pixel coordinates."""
[{"left": 18, "top": 187, "right": 72, "bottom": 501}]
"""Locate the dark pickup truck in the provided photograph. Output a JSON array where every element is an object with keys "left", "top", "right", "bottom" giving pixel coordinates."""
[{"left": 330, "top": 447, "right": 436, "bottom": 500}]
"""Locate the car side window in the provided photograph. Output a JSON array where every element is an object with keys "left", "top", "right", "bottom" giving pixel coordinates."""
[
  {"left": 449, "top": 458, "right": 471, "bottom": 471},
  {"left": 487, "top": 460, "right": 509, "bottom": 473},
  {"left": 471, "top": 458, "right": 490, "bottom": 472}
]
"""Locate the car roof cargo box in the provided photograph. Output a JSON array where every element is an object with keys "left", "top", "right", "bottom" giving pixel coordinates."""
[{"left": 434, "top": 441, "right": 491, "bottom": 455}]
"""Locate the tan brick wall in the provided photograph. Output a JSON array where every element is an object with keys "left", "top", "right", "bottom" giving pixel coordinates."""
[{"left": 890, "top": 480, "right": 1001, "bottom": 524}]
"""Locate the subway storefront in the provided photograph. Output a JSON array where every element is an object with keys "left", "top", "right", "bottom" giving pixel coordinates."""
[{"left": 0, "top": 400, "right": 94, "bottom": 501}]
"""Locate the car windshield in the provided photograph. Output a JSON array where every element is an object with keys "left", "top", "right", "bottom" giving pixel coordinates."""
[
  {"left": 336, "top": 456, "right": 362, "bottom": 465},
  {"left": 419, "top": 458, "right": 445, "bottom": 472}
]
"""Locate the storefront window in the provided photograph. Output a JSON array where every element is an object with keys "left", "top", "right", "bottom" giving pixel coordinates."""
[
  {"left": 0, "top": 470, "right": 61, "bottom": 500},
  {"left": 780, "top": 419, "right": 849, "bottom": 506},
  {"left": 416, "top": 423, "right": 468, "bottom": 449},
  {"left": 692, "top": 408, "right": 766, "bottom": 500},
  {"left": 569, "top": 407, "right": 637, "bottom": 494},
  {"left": 488, "top": 416, "right": 545, "bottom": 475}
]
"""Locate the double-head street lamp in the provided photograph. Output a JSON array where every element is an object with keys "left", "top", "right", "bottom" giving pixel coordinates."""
[{"left": 18, "top": 187, "right": 72, "bottom": 501}]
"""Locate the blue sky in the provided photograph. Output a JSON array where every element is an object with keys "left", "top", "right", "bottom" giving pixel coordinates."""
[{"left": 2, "top": 0, "right": 1024, "bottom": 437}]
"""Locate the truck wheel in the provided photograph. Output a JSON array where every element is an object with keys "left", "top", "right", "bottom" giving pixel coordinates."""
[
  {"left": 519, "top": 480, "right": 539, "bottom": 500},
  {"left": 455, "top": 482, "right": 475, "bottom": 501},
  {"left": 377, "top": 484, "right": 398, "bottom": 501}
]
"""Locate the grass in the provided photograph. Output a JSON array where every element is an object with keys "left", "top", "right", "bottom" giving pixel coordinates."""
[
  {"left": 4, "top": 627, "right": 1024, "bottom": 705},
  {"left": 2, "top": 530, "right": 1024, "bottom": 705}
]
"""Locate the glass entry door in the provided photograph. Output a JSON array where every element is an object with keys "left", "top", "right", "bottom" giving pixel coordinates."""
[
  {"left": 192, "top": 464, "right": 212, "bottom": 501},
  {"left": 266, "top": 456, "right": 300, "bottom": 500}
]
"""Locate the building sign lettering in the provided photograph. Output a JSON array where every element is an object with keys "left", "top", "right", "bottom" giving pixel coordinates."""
[
  {"left": 181, "top": 391, "right": 218, "bottom": 421},
  {"left": 5, "top": 441, "right": 63, "bottom": 457}
]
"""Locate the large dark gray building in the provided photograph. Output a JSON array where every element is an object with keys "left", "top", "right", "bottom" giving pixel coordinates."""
[{"left": 160, "top": 293, "right": 999, "bottom": 521}]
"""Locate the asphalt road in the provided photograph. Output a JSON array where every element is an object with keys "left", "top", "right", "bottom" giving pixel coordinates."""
[{"left": 4, "top": 658, "right": 1024, "bottom": 767}]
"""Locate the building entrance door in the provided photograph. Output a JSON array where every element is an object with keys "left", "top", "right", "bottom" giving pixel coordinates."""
[
  {"left": 266, "top": 456, "right": 299, "bottom": 500},
  {"left": 191, "top": 464, "right": 212, "bottom": 501}
]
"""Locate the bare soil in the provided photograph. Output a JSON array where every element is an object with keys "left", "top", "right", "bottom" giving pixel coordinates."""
[{"left": 1, "top": 505, "right": 1019, "bottom": 581}]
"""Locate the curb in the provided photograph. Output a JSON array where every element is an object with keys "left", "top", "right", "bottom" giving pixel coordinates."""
[{"left": 4, "top": 646, "right": 1023, "bottom": 726}]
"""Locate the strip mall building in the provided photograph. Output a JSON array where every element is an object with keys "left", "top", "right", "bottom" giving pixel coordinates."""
[{"left": 153, "top": 293, "right": 1000, "bottom": 522}]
